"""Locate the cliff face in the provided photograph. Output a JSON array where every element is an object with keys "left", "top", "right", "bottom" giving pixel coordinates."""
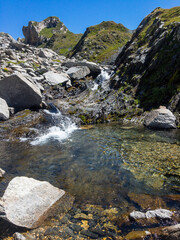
[
  {"left": 22, "top": 17, "right": 82, "bottom": 56},
  {"left": 112, "top": 7, "right": 180, "bottom": 111},
  {"left": 69, "top": 21, "right": 132, "bottom": 63}
]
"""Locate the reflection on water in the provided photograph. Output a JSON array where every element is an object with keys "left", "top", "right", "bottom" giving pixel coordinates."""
[{"left": 0, "top": 123, "right": 179, "bottom": 209}]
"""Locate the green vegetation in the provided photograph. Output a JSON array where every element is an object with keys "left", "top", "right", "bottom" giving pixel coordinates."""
[
  {"left": 39, "top": 22, "right": 65, "bottom": 38},
  {"left": 114, "top": 6, "right": 180, "bottom": 110},
  {"left": 38, "top": 17, "right": 82, "bottom": 56},
  {"left": 3, "top": 68, "right": 9, "bottom": 72},
  {"left": 45, "top": 30, "right": 82, "bottom": 56},
  {"left": 69, "top": 21, "right": 132, "bottom": 63},
  {"left": 137, "top": 7, "right": 180, "bottom": 47}
]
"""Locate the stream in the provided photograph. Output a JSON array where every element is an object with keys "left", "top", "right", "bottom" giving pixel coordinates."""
[{"left": 0, "top": 109, "right": 180, "bottom": 238}]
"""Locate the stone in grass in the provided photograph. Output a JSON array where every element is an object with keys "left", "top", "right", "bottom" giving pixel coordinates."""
[
  {"left": 0, "top": 176, "right": 65, "bottom": 229},
  {"left": 144, "top": 106, "right": 176, "bottom": 129}
]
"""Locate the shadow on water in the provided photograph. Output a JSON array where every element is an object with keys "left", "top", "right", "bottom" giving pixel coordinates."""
[{"left": 0, "top": 218, "right": 26, "bottom": 238}]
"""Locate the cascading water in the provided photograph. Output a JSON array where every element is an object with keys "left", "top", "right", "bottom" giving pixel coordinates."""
[
  {"left": 24, "top": 108, "right": 77, "bottom": 145},
  {"left": 91, "top": 69, "right": 113, "bottom": 90}
]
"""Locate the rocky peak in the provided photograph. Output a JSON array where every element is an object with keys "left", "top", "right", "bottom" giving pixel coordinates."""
[{"left": 22, "top": 16, "right": 68, "bottom": 46}]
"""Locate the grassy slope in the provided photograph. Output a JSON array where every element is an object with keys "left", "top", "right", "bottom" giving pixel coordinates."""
[
  {"left": 38, "top": 20, "right": 82, "bottom": 56},
  {"left": 70, "top": 21, "right": 132, "bottom": 63},
  {"left": 137, "top": 7, "right": 180, "bottom": 109},
  {"left": 115, "top": 7, "right": 180, "bottom": 110}
]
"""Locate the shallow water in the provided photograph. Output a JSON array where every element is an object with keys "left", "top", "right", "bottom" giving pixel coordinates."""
[{"left": 0, "top": 122, "right": 180, "bottom": 209}]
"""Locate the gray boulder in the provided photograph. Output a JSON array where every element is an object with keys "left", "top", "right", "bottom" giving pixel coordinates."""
[
  {"left": 44, "top": 71, "right": 70, "bottom": 85},
  {"left": 0, "top": 73, "right": 42, "bottom": 112},
  {"left": 62, "top": 61, "right": 101, "bottom": 78},
  {"left": 144, "top": 106, "right": 176, "bottom": 129},
  {"left": 66, "top": 66, "right": 90, "bottom": 80},
  {"left": 0, "top": 176, "right": 65, "bottom": 229},
  {"left": 39, "top": 49, "right": 54, "bottom": 58},
  {"left": 0, "top": 168, "right": 5, "bottom": 177},
  {"left": 0, "top": 98, "right": 9, "bottom": 120}
]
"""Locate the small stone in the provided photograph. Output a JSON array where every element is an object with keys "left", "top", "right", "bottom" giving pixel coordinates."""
[
  {"left": 44, "top": 227, "right": 59, "bottom": 236},
  {"left": 81, "top": 229, "right": 98, "bottom": 239},
  {"left": 13, "top": 232, "right": 26, "bottom": 240},
  {"left": 69, "top": 223, "right": 83, "bottom": 232},
  {"left": 74, "top": 213, "right": 93, "bottom": 220}
]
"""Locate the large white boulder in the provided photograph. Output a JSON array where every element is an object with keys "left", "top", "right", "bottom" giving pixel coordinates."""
[
  {"left": 0, "top": 98, "right": 9, "bottom": 120},
  {"left": 43, "top": 71, "right": 70, "bottom": 85},
  {"left": 0, "top": 74, "right": 42, "bottom": 112},
  {"left": 144, "top": 106, "right": 176, "bottom": 129},
  {"left": 66, "top": 66, "right": 90, "bottom": 80},
  {"left": 0, "top": 177, "right": 65, "bottom": 229}
]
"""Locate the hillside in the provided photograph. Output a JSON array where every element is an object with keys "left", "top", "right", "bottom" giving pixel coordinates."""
[
  {"left": 69, "top": 21, "right": 132, "bottom": 63},
  {"left": 23, "top": 17, "right": 82, "bottom": 56},
  {"left": 112, "top": 7, "right": 180, "bottom": 111}
]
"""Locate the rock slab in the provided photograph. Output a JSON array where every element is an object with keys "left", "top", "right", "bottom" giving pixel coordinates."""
[
  {"left": 144, "top": 106, "right": 176, "bottom": 129},
  {"left": 66, "top": 66, "right": 90, "bottom": 80},
  {"left": 0, "top": 98, "right": 9, "bottom": 120},
  {"left": 0, "top": 176, "right": 65, "bottom": 229},
  {"left": 43, "top": 71, "right": 70, "bottom": 85},
  {"left": 0, "top": 74, "right": 42, "bottom": 112}
]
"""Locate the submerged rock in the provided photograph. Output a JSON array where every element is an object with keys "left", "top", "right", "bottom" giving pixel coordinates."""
[
  {"left": 129, "top": 209, "right": 173, "bottom": 220},
  {"left": 0, "top": 97, "right": 9, "bottom": 120},
  {"left": 13, "top": 232, "right": 27, "bottom": 240},
  {"left": 144, "top": 106, "right": 176, "bottom": 129},
  {"left": 146, "top": 209, "right": 173, "bottom": 219},
  {"left": 0, "top": 176, "right": 65, "bottom": 229},
  {"left": 158, "top": 223, "right": 180, "bottom": 240},
  {"left": 0, "top": 73, "right": 42, "bottom": 112},
  {"left": 129, "top": 211, "right": 146, "bottom": 220}
]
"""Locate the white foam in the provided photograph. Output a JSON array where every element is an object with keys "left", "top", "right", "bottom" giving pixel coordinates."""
[
  {"left": 30, "top": 109, "right": 78, "bottom": 145},
  {"left": 92, "top": 70, "right": 111, "bottom": 90}
]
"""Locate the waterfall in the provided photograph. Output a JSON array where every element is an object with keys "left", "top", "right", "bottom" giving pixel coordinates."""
[
  {"left": 21, "top": 108, "right": 78, "bottom": 145},
  {"left": 91, "top": 69, "right": 112, "bottom": 90}
]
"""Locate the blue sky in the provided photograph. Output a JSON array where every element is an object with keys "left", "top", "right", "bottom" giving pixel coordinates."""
[{"left": 0, "top": 0, "right": 179, "bottom": 40}]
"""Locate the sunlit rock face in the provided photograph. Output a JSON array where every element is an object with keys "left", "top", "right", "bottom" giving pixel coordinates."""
[{"left": 0, "top": 177, "right": 65, "bottom": 229}]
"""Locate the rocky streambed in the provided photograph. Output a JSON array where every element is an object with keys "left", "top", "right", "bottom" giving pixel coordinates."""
[
  {"left": 0, "top": 122, "right": 180, "bottom": 239},
  {"left": 0, "top": 30, "right": 180, "bottom": 240}
]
